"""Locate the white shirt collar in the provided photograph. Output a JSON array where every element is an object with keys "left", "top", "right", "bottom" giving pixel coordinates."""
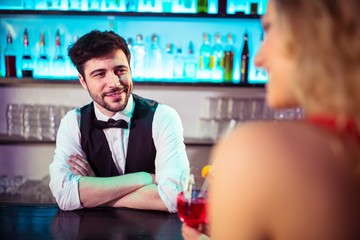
[{"left": 93, "top": 94, "right": 134, "bottom": 123}]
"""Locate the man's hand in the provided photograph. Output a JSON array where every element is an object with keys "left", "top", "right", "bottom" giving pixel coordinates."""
[
  {"left": 149, "top": 173, "right": 156, "bottom": 184},
  {"left": 67, "top": 154, "right": 95, "bottom": 176}
]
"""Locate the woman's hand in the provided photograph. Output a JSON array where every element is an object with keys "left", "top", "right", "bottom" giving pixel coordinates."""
[{"left": 182, "top": 224, "right": 210, "bottom": 240}]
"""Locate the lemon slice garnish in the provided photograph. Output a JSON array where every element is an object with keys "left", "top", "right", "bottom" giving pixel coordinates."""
[{"left": 201, "top": 165, "right": 212, "bottom": 178}]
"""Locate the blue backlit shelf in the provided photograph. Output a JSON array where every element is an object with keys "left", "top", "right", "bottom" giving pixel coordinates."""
[
  {"left": 0, "top": 7, "right": 267, "bottom": 87},
  {"left": 0, "top": 77, "right": 264, "bottom": 88},
  {"left": 0, "top": 9, "right": 261, "bottom": 19}
]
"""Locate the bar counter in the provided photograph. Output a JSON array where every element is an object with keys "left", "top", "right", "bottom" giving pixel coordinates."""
[{"left": 0, "top": 204, "right": 183, "bottom": 239}]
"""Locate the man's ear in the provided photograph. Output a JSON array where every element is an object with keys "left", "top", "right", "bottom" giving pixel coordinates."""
[{"left": 78, "top": 73, "right": 88, "bottom": 91}]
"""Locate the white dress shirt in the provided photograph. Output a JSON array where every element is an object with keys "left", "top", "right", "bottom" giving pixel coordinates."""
[{"left": 49, "top": 94, "right": 190, "bottom": 212}]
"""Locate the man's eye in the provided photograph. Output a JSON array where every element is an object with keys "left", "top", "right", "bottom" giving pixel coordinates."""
[
  {"left": 115, "top": 69, "right": 126, "bottom": 75},
  {"left": 93, "top": 72, "right": 105, "bottom": 77}
]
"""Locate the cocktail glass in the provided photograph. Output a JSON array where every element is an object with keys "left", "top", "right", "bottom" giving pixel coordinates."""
[{"left": 177, "top": 189, "right": 208, "bottom": 233}]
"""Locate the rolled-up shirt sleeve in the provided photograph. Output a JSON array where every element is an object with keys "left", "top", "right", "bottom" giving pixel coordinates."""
[
  {"left": 49, "top": 109, "right": 84, "bottom": 211},
  {"left": 152, "top": 104, "right": 190, "bottom": 213}
]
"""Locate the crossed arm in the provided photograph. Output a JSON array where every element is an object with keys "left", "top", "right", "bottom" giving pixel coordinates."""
[{"left": 67, "top": 154, "right": 168, "bottom": 211}]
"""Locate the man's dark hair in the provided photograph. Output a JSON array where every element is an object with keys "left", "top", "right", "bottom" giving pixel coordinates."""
[{"left": 68, "top": 30, "right": 131, "bottom": 76}]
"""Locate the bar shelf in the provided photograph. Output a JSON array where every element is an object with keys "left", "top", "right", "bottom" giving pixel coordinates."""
[
  {"left": 0, "top": 77, "right": 264, "bottom": 88},
  {"left": 0, "top": 9, "right": 261, "bottom": 19},
  {"left": 0, "top": 134, "right": 214, "bottom": 146}
]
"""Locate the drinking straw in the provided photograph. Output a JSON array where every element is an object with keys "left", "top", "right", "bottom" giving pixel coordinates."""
[
  {"left": 199, "top": 119, "right": 237, "bottom": 198},
  {"left": 225, "top": 119, "right": 237, "bottom": 136},
  {"left": 199, "top": 172, "right": 210, "bottom": 198},
  {"left": 184, "top": 174, "right": 195, "bottom": 200}
]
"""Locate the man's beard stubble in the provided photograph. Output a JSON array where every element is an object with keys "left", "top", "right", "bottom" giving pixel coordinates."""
[{"left": 88, "top": 86, "right": 130, "bottom": 113}]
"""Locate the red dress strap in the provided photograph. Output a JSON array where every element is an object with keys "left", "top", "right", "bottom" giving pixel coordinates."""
[{"left": 307, "top": 115, "right": 360, "bottom": 142}]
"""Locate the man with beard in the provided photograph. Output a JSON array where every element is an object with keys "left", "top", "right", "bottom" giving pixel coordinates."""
[{"left": 49, "top": 30, "right": 189, "bottom": 212}]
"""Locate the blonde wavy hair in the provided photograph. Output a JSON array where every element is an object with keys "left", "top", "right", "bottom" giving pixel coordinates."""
[{"left": 274, "top": 0, "right": 360, "bottom": 127}]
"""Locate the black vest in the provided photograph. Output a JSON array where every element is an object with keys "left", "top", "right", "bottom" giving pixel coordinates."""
[{"left": 80, "top": 94, "right": 158, "bottom": 177}]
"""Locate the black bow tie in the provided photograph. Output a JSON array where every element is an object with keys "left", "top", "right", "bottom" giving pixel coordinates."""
[{"left": 93, "top": 118, "right": 128, "bottom": 129}]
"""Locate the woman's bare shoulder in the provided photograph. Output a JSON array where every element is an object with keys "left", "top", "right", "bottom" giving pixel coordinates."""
[
  {"left": 217, "top": 119, "right": 359, "bottom": 163},
  {"left": 213, "top": 120, "right": 314, "bottom": 163},
  {"left": 214, "top": 119, "right": 346, "bottom": 162}
]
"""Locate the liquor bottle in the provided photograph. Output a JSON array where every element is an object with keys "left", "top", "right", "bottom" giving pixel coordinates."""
[
  {"left": 132, "top": 34, "right": 146, "bottom": 79},
  {"left": 162, "top": 0, "right": 173, "bottom": 13},
  {"left": 244, "top": 0, "right": 251, "bottom": 14},
  {"left": 199, "top": 32, "right": 211, "bottom": 69},
  {"left": 240, "top": 32, "right": 249, "bottom": 83},
  {"left": 126, "top": 0, "right": 139, "bottom": 11},
  {"left": 52, "top": 29, "right": 65, "bottom": 77},
  {"left": 199, "top": 32, "right": 212, "bottom": 78},
  {"left": 184, "top": 41, "right": 197, "bottom": 79},
  {"left": 68, "top": 0, "right": 82, "bottom": 9},
  {"left": 127, "top": 37, "right": 135, "bottom": 72},
  {"left": 255, "top": 30, "right": 267, "bottom": 79},
  {"left": 223, "top": 33, "right": 235, "bottom": 82},
  {"left": 163, "top": 43, "right": 174, "bottom": 79},
  {"left": 46, "top": 0, "right": 53, "bottom": 8},
  {"left": 250, "top": 0, "right": 258, "bottom": 15},
  {"left": 258, "top": 0, "right": 267, "bottom": 15},
  {"left": 218, "top": 0, "right": 227, "bottom": 14},
  {"left": 23, "top": 0, "right": 35, "bottom": 9},
  {"left": 66, "top": 35, "right": 79, "bottom": 78},
  {"left": 35, "top": 33, "right": 50, "bottom": 78},
  {"left": 211, "top": 32, "right": 224, "bottom": 80},
  {"left": 55, "top": 0, "right": 62, "bottom": 8},
  {"left": 143, "top": 0, "right": 155, "bottom": 7},
  {"left": 233, "top": 0, "right": 248, "bottom": 14},
  {"left": 4, "top": 31, "right": 17, "bottom": 77},
  {"left": 197, "top": 0, "right": 208, "bottom": 13},
  {"left": 104, "top": 0, "right": 110, "bottom": 8},
  {"left": 88, "top": 0, "right": 93, "bottom": 9},
  {"left": 184, "top": 0, "right": 192, "bottom": 9},
  {"left": 173, "top": 45, "right": 184, "bottom": 78},
  {"left": 88, "top": 0, "right": 101, "bottom": 9},
  {"left": 148, "top": 34, "right": 162, "bottom": 78},
  {"left": 21, "top": 28, "right": 34, "bottom": 78}
]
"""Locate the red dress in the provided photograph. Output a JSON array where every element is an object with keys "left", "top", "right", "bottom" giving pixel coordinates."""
[{"left": 308, "top": 115, "right": 360, "bottom": 142}]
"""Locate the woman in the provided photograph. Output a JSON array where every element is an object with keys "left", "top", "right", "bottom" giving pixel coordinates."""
[{"left": 182, "top": 0, "right": 360, "bottom": 239}]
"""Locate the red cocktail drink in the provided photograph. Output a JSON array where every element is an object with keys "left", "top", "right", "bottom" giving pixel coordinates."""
[{"left": 177, "top": 190, "right": 208, "bottom": 231}]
